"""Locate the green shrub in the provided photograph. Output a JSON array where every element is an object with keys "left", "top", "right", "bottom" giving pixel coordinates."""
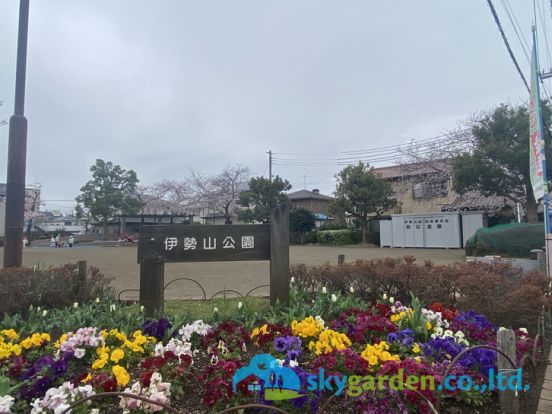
[
  {"left": 317, "top": 229, "right": 359, "bottom": 245},
  {"left": 319, "top": 222, "right": 348, "bottom": 231},
  {"left": 0, "top": 263, "right": 114, "bottom": 315}
]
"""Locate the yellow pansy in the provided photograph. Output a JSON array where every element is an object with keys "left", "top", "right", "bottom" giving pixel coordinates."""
[
  {"left": 112, "top": 365, "right": 130, "bottom": 387},
  {"left": 412, "top": 343, "right": 421, "bottom": 354},
  {"left": 426, "top": 321, "right": 432, "bottom": 330},
  {"left": 1, "top": 329, "right": 18, "bottom": 341},
  {"left": 110, "top": 348, "right": 125, "bottom": 363}
]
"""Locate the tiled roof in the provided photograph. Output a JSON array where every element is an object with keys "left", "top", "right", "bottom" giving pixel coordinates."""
[
  {"left": 441, "top": 191, "right": 513, "bottom": 212},
  {"left": 287, "top": 189, "right": 333, "bottom": 201},
  {"left": 374, "top": 160, "right": 452, "bottom": 179}
]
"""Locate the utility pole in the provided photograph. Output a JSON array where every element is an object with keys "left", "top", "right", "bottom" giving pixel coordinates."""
[
  {"left": 3, "top": 0, "right": 30, "bottom": 268},
  {"left": 267, "top": 150, "right": 272, "bottom": 182}
]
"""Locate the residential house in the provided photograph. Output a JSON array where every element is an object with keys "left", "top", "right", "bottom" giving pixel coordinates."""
[
  {"left": 373, "top": 162, "right": 514, "bottom": 216},
  {"left": 287, "top": 189, "right": 335, "bottom": 227}
]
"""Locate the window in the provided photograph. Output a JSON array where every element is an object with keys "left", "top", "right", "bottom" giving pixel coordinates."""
[
  {"left": 437, "top": 224, "right": 442, "bottom": 229},
  {"left": 412, "top": 178, "right": 449, "bottom": 200}
]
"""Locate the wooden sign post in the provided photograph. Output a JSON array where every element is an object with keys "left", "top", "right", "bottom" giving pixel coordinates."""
[{"left": 138, "top": 203, "right": 290, "bottom": 316}]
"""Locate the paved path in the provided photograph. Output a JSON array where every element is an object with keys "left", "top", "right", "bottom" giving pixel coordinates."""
[
  {"left": 538, "top": 352, "right": 552, "bottom": 412},
  {"left": 0, "top": 244, "right": 465, "bottom": 299}
]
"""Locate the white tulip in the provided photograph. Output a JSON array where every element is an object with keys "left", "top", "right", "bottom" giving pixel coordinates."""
[
  {"left": 349, "top": 286, "right": 354, "bottom": 293},
  {"left": 213, "top": 307, "right": 219, "bottom": 313},
  {"left": 42, "top": 310, "right": 47, "bottom": 317},
  {"left": 73, "top": 302, "right": 79, "bottom": 309},
  {"left": 519, "top": 327, "right": 528, "bottom": 334},
  {"left": 95, "top": 298, "right": 100, "bottom": 303},
  {"left": 389, "top": 297, "right": 394, "bottom": 304},
  {"left": 238, "top": 301, "right": 243, "bottom": 310},
  {"left": 322, "top": 287, "right": 327, "bottom": 294},
  {"left": 383, "top": 293, "right": 387, "bottom": 300},
  {"left": 331, "top": 294, "right": 337, "bottom": 303},
  {"left": 290, "top": 277, "right": 295, "bottom": 284},
  {"left": 140, "top": 305, "right": 144, "bottom": 312}
]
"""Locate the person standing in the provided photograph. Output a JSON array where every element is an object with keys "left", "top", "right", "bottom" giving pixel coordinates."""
[
  {"left": 68, "top": 235, "right": 75, "bottom": 248},
  {"left": 50, "top": 235, "right": 55, "bottom": 248},
  {"left": 55, "top": 234, "right": 60, "bottom": 248}
]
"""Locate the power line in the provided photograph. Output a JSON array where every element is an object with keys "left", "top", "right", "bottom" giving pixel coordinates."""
[
  {"left": 538, "top": 0, "right": 552, "bottom": 68},
  {"left": 340, "top": 130, "right": 471, "bottom": 155},
  {"left": 500, "top": 0, "right": 531, "bottom": 63},
  {"left": 486, "top": 0, "right": 530, "bottom": 92}
]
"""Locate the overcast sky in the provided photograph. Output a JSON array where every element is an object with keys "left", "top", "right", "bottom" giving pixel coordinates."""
[{"left": 0, "top": 1, "right": 545, "bottom": 212}]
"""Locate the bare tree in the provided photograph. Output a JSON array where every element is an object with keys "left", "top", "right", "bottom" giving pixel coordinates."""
[
  {"left": 0, "top": 100, "right": 7, "bottom": 126},
  {"left": 140, "top": 180, "right": 193, "bottom": 215},
  {"left": 189, "top": 165, "right": 249, "bottom": 224},
  {"left": 24, "top": 183, "right": 42, "bottom": 246},
  {"left": 396, "top": 128, "right": 474, "bottom": 199}
]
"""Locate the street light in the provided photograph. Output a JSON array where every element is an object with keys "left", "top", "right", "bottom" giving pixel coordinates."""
[{"left": 3, "top": 0, "right": 30, "bottom": 268}]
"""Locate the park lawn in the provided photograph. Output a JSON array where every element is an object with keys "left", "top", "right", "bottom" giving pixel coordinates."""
[{"left": 165, "top": 296, "right": 269, "bottom": 320}]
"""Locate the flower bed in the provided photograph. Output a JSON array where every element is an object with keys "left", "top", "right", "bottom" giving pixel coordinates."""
[{"left": 0, "top": 292, "right": 541, "bottom": 414}]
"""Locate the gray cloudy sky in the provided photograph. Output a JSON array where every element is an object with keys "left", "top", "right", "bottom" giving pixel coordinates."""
[{"left": 0, "top": 1, "right": 544, "bottom": 212}]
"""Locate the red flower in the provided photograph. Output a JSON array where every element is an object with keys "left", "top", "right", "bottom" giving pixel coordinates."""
[
  {"left": 344, "top": 357, "right": 356, "bottom": 371},
  {"left": 325, "top": 356, "right": 337, "bottom": 369},
  {"left": 90, "top": 373, "right": 109, "bottom": 388},
  {"left": 223, "top": 361, "right": 238, "bottom": 377},
  {"left": 141, "top": 371, "right": 153, "bottom": 387},
  {"left": 179, "top": 354, "right": 193, "bottom": 368},
  {"left": 164, "top": 351, "right": 177, "bottom": 361},
  {"left": 102, "top": 377, "right": 118, "bottom": 392}
]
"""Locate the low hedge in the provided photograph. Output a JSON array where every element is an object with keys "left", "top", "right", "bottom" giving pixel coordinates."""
[
  {"left": 291, "top": 256, "right": 550, "bottom": 330},
  {"left": 316, "top": 229, "right": 361, "bottom": 245},
  {"left": 0, "top": 263, "right": 114, "bottom": 315}
]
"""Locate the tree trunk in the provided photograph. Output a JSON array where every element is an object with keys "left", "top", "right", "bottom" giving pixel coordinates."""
[
  {"left": 361, "top": 219, "right": 369, "bottom": 244},
  {"left": 26, "top": 218, "right": 33, "bottom": 247},
  {"left": 525, "top": 201, "right": 539, "bottom": 223},
  {"left": 103, "top": 220, "right": 108, "bottom": 241},
  {"left": 525, "top": 186, "right": 539, "bottom": 224}
]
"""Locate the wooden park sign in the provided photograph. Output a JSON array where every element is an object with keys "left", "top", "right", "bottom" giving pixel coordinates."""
[{"left": 137, "top": 203, "right": 290, "bottom": 316}]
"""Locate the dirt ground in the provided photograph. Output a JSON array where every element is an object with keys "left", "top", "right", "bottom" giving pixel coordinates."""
[{"left": 1, "top": 244, "right": 465, "bottom": 300}]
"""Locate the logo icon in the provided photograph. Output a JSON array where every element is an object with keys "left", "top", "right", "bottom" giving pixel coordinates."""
[{"left": 232, "top": 354, "right": 303, "bottom": 400}]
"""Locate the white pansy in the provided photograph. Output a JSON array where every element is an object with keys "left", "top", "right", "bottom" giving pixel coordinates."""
[
  {"left": 74, "top": 348, "right": 86, "bottom": 359},
  {"left": 289, "top": 359, "right": 299, "bottom": 368},
  {"left": 315, "top": 315, "right": 325, "bottom": 329},
  {"left": 519, "top": 327, "right": 528, "bottom": 334},
  {"left": 0, "top": 395, "right": 14, "bottom": 413}
]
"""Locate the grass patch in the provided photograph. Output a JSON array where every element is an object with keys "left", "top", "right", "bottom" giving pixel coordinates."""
[{"left": 165, "top": 296, "right": 270, "bottom": 321}]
